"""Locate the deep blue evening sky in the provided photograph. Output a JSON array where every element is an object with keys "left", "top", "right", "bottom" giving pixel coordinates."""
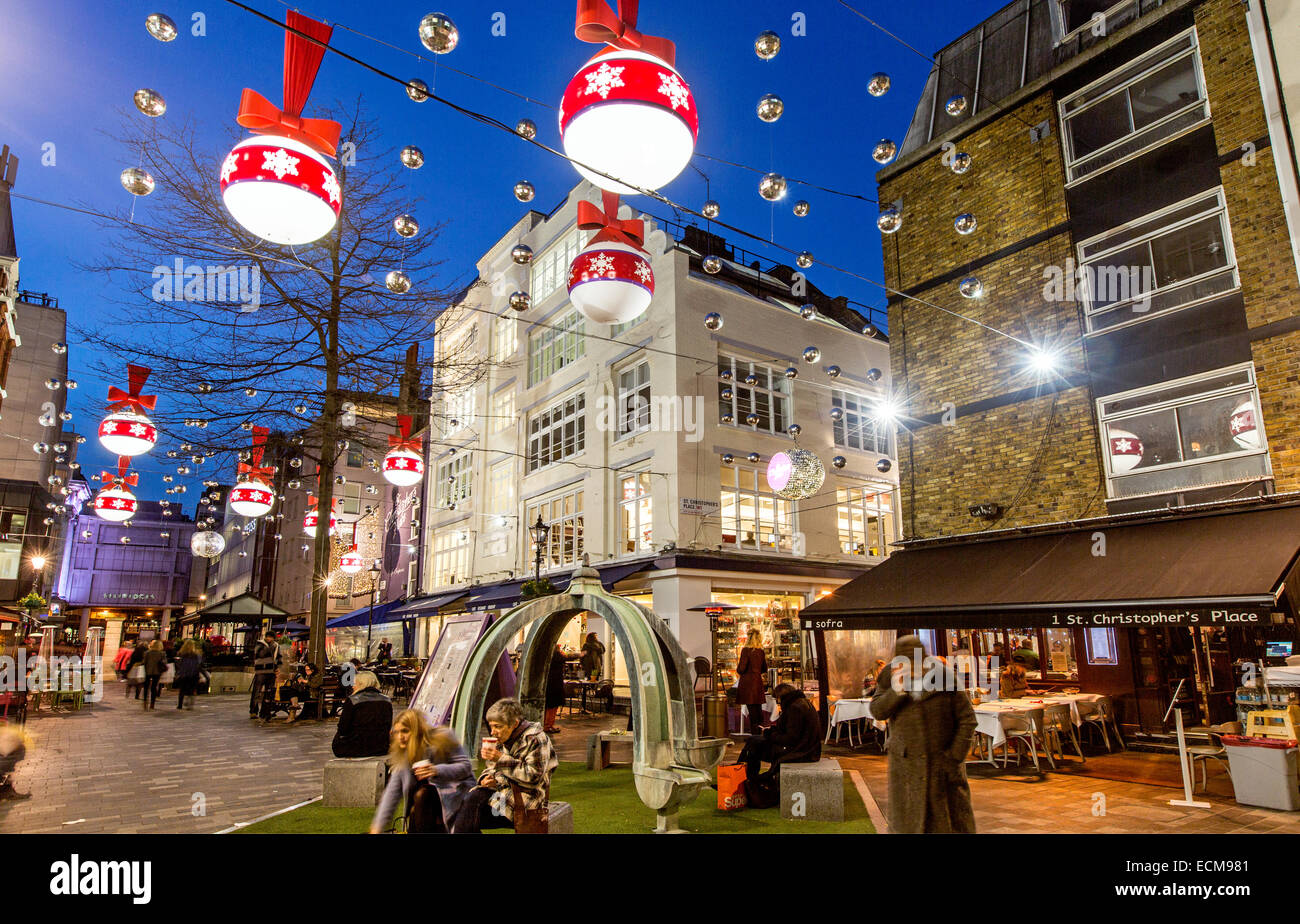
[{"left": 0, "top": 0, "right": 1006, "bottom": 496}]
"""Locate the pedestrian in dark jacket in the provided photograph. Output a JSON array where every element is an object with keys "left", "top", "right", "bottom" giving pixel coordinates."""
[
  {"left": 142, "top": 640, "right": 167, "bottom": 710},
  {"left": 870, "top": 634, "right": 978, "bottom": 834},
  {"left": 736, "top": 633, "right": 768, "bottom": 731},
  {"left": 371, "top": 709, "right": 473, "bottom": 834},
  {"left": 332, "top": 671, "right": 393, "bottom": 758},
  {"left": 174, "top": 639, "right": 203, "bottom": 710},
  {"left": 125, "top": 642, "right": 147, "bottom": 700},
  {"left": 579, "top": 632, "right": 605, "bottom": 680},
  {"left": 738, "top": 683, "right": 821, "bottom": 804},
  {"left": 543, "top": 644, "right": 565, "bottom": 734},
  {"left": 249, "top": 633, "right": 279, "bottom": 718}
]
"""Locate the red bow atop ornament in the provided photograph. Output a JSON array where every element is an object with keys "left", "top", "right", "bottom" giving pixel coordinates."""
[
  {"left": 106, "top": 364, "right": 157, "bottom": 415},
  {"left": 388, "top": 415, "right": 423, "bottom": 453},
  {"left": 238, "top": 425, "right": 276, "bottom": 487},
  {"left": 98, "top": 457, "right": 139, "bottom": 488},
  {"left": 577, "top": 191, "right": 646, "bottom": 249},
  {"left": 306, "top": 495, "right": 336, "bottom": 513},
  {"left": 235, "top": 11, "right": 342, "bottom": 158},
  {"left": 575, "top": 0, "right": 676, "bottom": 66}
]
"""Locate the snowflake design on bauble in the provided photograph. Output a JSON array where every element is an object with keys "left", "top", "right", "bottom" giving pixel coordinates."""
[
  {"left": 657, "top": 72, "right": 690, "bottom": 111},
  {"left": 587, "top": 253, "right": 617, "bottom": 277},
  {"left": 584, "top": 63, "right": 626, "bottom": 99},
  {"left": 221, "top": 152, "right": 241, "bottom": 183},
  {"left": 262, "top": 148, "right": 301, "bottom": 180},
  {"left": 634, "top": 261, "right": 653, "bottom": 285},
  {"left": 321, "top": 172, "right": 340, "bottom": 205}
]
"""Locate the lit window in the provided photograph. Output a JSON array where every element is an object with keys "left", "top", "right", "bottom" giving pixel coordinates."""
[
  {"left": 529, "top": 227, "right": 586, "bottom": 304},
  {"left": 617, "top": 361, "right": 651, "bottom": 437},
  {"left": 431, "top": 529, "right": 470, "bottom": 587},
  {"left": 832, "top": 390, "right": 891, "bottom": 455},
  {"left": 337, "top": 483, "right": 362, "bottom": 516},
  {"left": 435, "top": 453, "right": 473, "bottom": 508},
  {"left": 618, "top": 472, "right": 653, "bottom": 555},
  {"left": 527, "top": 392, "right": 586, "bottom": 473},
  {"left": 719, "top": 463, "right": 796, "bottom": 553},
  {"left": 1085, "top": 627, "right": 1118, "bottom": 665},
  {"left": 491, "top": 314, "right": 518, "bottom": 363},
  {"left": 526, "top": 487, "right": 584, "bottom": 570},
  {"left": 718, "top": 354, "right": 791, "bottom": 435},
  {"left": 835, "top": 486, "right": 895, "bottom": 557},
  {"left": 489, "top": 389, "right": 514, "bottom": 434},
  {"left": 488, "top": 460, "right": 514, "bottom": 519}
]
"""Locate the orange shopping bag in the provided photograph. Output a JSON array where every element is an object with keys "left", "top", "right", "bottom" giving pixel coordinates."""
[{"left": 717, "top": 763, "right": 747, "bottom": 811}]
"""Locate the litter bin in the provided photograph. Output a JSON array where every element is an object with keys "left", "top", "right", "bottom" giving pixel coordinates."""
[
  {"left": 1220, "top": 735, "right": 1300, "bottom": 811},
  {"left": 704, "top": 692, "right": 728, "bottom": 739}
]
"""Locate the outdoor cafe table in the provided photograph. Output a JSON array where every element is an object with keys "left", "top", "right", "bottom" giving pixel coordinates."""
[
  {"left": 825, "top": 697, "right": 885, "bottom": 747},
  {"left": 969, "top": 693, "right": 1103, "bottom": 766}
]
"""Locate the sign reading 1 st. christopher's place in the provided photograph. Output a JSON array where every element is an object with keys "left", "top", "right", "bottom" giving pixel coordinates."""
[{"left": 801, "top": 606, "right": 1272, "bottom": 631}]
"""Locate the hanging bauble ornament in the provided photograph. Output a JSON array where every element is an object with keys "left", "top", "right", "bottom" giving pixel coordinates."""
[
  {"left": 514, "top": 180, "right": 536, "bottom": 202},
  {"left": 394, "top": 214, "right": 420, "bottom": 238},
  {"left": 45, "top": 377, "right": 61, "bottom": 390},
  {"left": 94, "top": 463, "right": 139, "bottom": 523},
  {"left": 303, "top": 498, "right": 337, "bottom": 537},
  {"left": 66, "top": 379, "right": 78, "bottom": 389},
  {"left": 796, "top": 252, "right": 814, "bottom": 269},
  {"left": 33, "top": 442, "right": 49, "bottom": 454},
  {"left": 866, "top": 368, "right": 883, "bottom": 383},
  {"left": 787, "top": 423, "right": 802, "bottom": 437},
  {"left": 755, "top": 31, "right": 781, "bottom": 60},
  {"left": 190, "top": 530, "right": 226, "bottom": 559},
  {"left": 759, "top": 173, "right": 787, "bottom": 201},
  {"left": 400, "top": 145, "right": 425, "bottom": 168},
  {"left": 121, "top": 167, "right": 155, "bottom": 197},
  {"left": 562, "top": 8, "right": 697, "bottom": 194},
  {"left": 784, "top": 366, "right": 799, "bottom": 379},
  {"left": 745, "top": 413, "right": 760, "bottom": 426},
  {"left": 133, "top": 88, "right": 167, "bottom": 118},
  {"left": 511, "top": 244, "right": 534, "bottom": 265},
  {"left": 721, "top": 413, "right": 734, "bottom": 424},
  {"left": 515, "top": 118, "right": 538, "bottom": 140},
  {"left": 146, "top": 13, "right": 178, "bottom": 41},
  {"left": 99, "top": 364, "right": 158, "bottom": 457},
  {"left": 1229, "top": 401, "right": 1260, "bottom": 448},
  {"left": 720, "top": 387, "right": 734, "bottom": 401},
  {"left": 877, "top": 206, "right": 902, "bottom": 234},
  {"left": 244, "top": 387, "right": 257, "bottom": 397},
  {"left": 1107, "top": 428, "right": 1144, "bottom": 473},
  {"left": 230, "top": 425, "right": 275, "bottom": 518},
  {"left": 418, "top": 12, "right": 460, "bottom": 54},
  {"left": 509, "top": 291, "right": 531, "bottom": 311},
  {"left": 704, "top": 312, "right": 723, "bottom": 331},
  {"left": 702, "top": 200, "right": 720, "bottom": 219},
  {"left": 722, "top": 453, "right": 735, "bottom": 464},
  {"left": 946, "top": 95, "right": 968, "bottom": 116},
  {"left": 51, "top": 341, "right": 67, "bottom": 355},
  {"left": 951, "top": 152, "right": 972, "bottom": 174},
  {"left": 339, "top": 546, "right": 365, "bottom": 575},
  {"left": 827, "top": 365, "right": 842, "bottom": 378},
  {"left": 959, "top": 276, "right": 984, "bottom": 298},
  {"left": 720, "top": 368, "right": 733, "bottom": 380},
  {"left": 767, "top": 449, "right": 825, "bottom": 500},
  {"left": 384, "top": 415, "right": 425, "bottom": 487},
  {"left": 567, "top": 191, "right": 653, "bottom": 324},
  {"left": 386, "top": 270, "right": 412, "bottom": 293},
  {"left": 406, "top": 78, "right": 430, "bottom": 102},
  {"left": 873, "top": 139, "right": 897, "bottom": 164},
  {"left": 803, "top": 346, "right": 821, "bottom": 363},
  {"left": 702, "top": 256, "right": 722, "bottom": 275},
  {"left": 757, "top": 94, "right": 784, "bottom": 123},
  {"left": 876, "top": 459, "right": 893, "bottom": 474},
  {"left": 800, "top": 305, "right": 816, "bottom": 320},
  {"left": 830, "top": 407, "right": 844, "bottom": 422},
  {"left": 954, "top": 213, "right": 978, "bottom": 235},
  {"left": 747, "top": 452, "right": 761, "bottom": 464},
  {"left": 744, "top": 373, "right": 758, "bottom": 386},
  {"left": 868, "top": 73, "right": 891, "bottom": 97},
  {"left": 793, "top": 200, "right": 810, "bottom": 217},
  {"left": 221, "top": 135, "right": 340, "bottom": 246}
]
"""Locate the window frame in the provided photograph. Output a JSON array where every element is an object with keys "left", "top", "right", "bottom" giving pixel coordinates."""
[
  {"left": 717, "top": 354, "right": 793, "bottom": 436},
  {"left": 526, "top": 486, "right": 585, "bottom": 571},
  {"left": 831, "top": 388, "right": 892, "bottom": 455},
  {"left": 529, "top": 227, "right": 586, "bottom": 305},
  {"left": 616, "top": 470, "right": 654, "bottom": 557},
  {"left": 491, "top": 313, "right": 518, "bottom": 363},
  {"left": 834, "top": 483, "right": 897, "bottom": 559},
  {"left": 616, "top": 359, "right": 652, "bottom": 439},
  {"left": 435, "top": 452, "right": 474, "bottom": 508},
  {"left": 489, "top": 388, "right": 515, "bottom": 435},
  {"left": 527, "top": 310, "right": 586, "bottom": 388},
  {"left": 431, "top": 528, "right": 471, "bottom": 588},
  {"left": 526, "top": 391, "right": 587, "bottom": 474},
  {"left": 719, "top": 462, "right": 798, "bottom": 554}
]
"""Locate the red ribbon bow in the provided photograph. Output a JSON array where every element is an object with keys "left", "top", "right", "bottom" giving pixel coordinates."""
[
  {"left": 307, "top": 495, "right": 336, "bottom": 513},
  {"left": 387, "top": 415, "right": 424, "bottom": 453},
  {"left": 575, "top": 0, "right": 676, "bottom": 66},
  {"left": 235, "top": 11, "right": 342, "bottom": 158},
  {"left": 238, "top": 426, "right": 275, "bottom": 487},
  {"left": 106, "top": 364, "right": 157, "bottom": 415},
  {"left": 99, "top": 457, "right": 139, "bottom": 488},
  {"left": 577, "top": 191, "right": 646, "bottom": 249}
]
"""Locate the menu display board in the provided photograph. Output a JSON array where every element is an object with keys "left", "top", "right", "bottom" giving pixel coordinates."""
[{"left": 409, "top": 613, "right": 490, "bottom": 725}]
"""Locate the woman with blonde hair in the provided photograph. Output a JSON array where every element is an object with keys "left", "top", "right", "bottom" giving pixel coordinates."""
[{"left": 370, "top": 709, "right": 472, "bottom": 834}]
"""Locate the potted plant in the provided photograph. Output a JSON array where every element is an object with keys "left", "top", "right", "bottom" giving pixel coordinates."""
[
  {"left": 18, "top": 592, "right": 46, "bottom": 614},
  {"left": 520, "top": 578, "right": 557, "bottom": 600}
]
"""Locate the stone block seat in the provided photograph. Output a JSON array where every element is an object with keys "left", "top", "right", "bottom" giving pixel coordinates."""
[
  {"left": 323, "top": 757, "right": 387, "bottom": 808},
  {"left": 545, "top": 801, "right": 574, "bottom": 834},
  {"left": 779, "top": 758, "right": 844, "bottom": 822}
]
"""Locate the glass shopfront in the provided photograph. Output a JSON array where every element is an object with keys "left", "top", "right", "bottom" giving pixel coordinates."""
[{"left": 710, "top": 591, "right": 805, "bottom": 691}]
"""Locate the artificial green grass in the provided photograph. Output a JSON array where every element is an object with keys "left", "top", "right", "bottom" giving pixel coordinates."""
[{"left": 234, "top": 762, "right": 875, "bottom": 835}]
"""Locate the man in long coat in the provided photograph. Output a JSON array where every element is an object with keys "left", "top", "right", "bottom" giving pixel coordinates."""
[{"left": 870, "top": 635, "right": 978, "bottom": 833}]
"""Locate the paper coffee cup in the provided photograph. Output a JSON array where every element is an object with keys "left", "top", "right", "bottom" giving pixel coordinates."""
[
  {"left": 412, "top": 759, "right": 431, "bottom": 770},
  {"left": 482, "top": 736, "right": 498, "bottom": 749}
]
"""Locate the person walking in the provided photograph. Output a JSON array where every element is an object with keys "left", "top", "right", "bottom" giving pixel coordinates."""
[
  {"left": 736, "top": 632, "right": 768, "bottom": 732},
  {"left": 124, "top": 642, "right": 147, "bottom": 699},
  {"left": 249, "top": 632, "right": 279, "bottom": 719},
  {"left": 332, "top": 671, "right": 393, "bottom": 758},
  {"left": 142, "top": 640, "right": 167, "bottom": 710},
  {"left": 112, "top": 644, "right": 133, "bottom": 682},
  {"left": 370, "top": 709, "right": 473, "bottom": 834},
  {"left": 452, "top": 698, "right": 558, "bottom": 834},
  {"left": 579, "top": 632, "right": 605, "bottom": 681},
  {"left": 870, "top": 634, "right": 978, "bottom": 834},
  {"left": 174, "top": 639, "right": 203, "bottom": 710},
  {"left": 543, "top": 643, "right": 565, "bottom": 734}
]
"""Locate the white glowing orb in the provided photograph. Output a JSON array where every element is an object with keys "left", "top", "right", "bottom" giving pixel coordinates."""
[{"left": 221, "top": 134, "right": 340, "bottom": 246}]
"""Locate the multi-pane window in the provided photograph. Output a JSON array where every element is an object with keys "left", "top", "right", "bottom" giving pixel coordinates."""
[
  {"left": 611, "top": 311, "right": 647, "bottom": 338},
  {"left": 1053, "top": 0, "right": 1145, "bottom": 41},
  {"left": 832, "top": 390, "right": 891, "bottom": 455},
  {"left": 337, "top": 482, "right": 362, "bottom": 516},
  {"left": 526, "top": 488, "right": 584, "bottom": 570},
  {"left": 435, "top": 452, "right": 473, "bottom": 508},
  {"left": 442, "top": 387, "right": 476, "bottom": 435},
  {"left": 1098, "top": 363, "right": 1271, "bottom": 499},
  {"left": 431, "top": 529, "right": 471, "bottom": 587},
  {"left": 836, "top": 486, "right": 896, "bottom": 557},
  {"left": 346, "top": 449, "right": 363, "bottom": 468},
  {"left": 529, "top": 227, "right": 585, "bottom": 303},
  {"left": 618, "top": 471, "right": 653, "bottom": 555},
  {"left": 491, "top": 314, "right": 518, "bottom": 363},
  {"left": 488, "top": 460, "right": 515, "bottom": 520},
  {"left": 1078, "top": 189, "right": 1237, "bottom": 333},
  {"left": 0, "top": 509, "right": 27, "bottom": 540},
  {"left": 528, "top": 310, "right": 586, "bottom": 387},
  {"left": 617, "top": 361, "right": 651, "bottom": 437},
  {"left": 719, "top": 463, "right": 796, "bottom": 553},
  {"left": 717, "top": 355, "right": 791, "bottom": 435},
  {"left": 1060, "top": 30, "right": 1208, "bottom": 182},
  {"left": 489, "top": 389, "right": 514, "bottom": 434},
  {"left": 527, "top": 393, "right": 586, "bottom": 473}
]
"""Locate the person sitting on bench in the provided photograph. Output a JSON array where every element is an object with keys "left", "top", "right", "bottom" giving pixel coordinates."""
[
  {"left": 737, "top": 683, "right": 822, "bottom": 808},
  {"left": 333, "top": 671, "right": 393, "bottom": 758},
  {"left": 452, "top": 698, "right": 558, "bottom": 834}
]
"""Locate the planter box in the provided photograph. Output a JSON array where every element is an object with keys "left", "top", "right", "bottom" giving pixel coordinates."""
[{"left": 208, "top": 669, "right": 252, "bottom": 694}]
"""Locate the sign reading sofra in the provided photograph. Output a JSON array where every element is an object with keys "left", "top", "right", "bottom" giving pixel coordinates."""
[{"left": 801, "top": 606, "right": 1272, "bottom": 631}]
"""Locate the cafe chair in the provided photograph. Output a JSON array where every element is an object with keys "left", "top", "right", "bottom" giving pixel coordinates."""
[
  {"left": 1041, "top": 702, "right": 1085, "bottom": 764},
  {"left": 1187, "top": 724, "right": 1235, "bottom": 793},
  {"left": 563, "top": 680, "right": 583, "bottom": 717},
  {"left": 1079, "top": 697, "right": 1124, "bottom": 752},
  {"left": 997, "top": 712, "right": 1043, "bottom": 773}
]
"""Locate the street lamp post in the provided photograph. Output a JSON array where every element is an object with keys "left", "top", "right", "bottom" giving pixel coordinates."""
[
  {"left": 528, "top": 515, "right": 551, "bottom": 583},
  {"left": 365, "top": 561, "right": 383, "bottom": 659},
  {"left": 23, "top": 555, "right": 48, "bottom": 639}
]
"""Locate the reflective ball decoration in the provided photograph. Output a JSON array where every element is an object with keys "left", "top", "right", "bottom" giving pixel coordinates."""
[
  {"left": 1230, "top": 401, "right": 1260, "bottom": 448},
  {"left": 511, "top": 244, "right": 534, "bottom": 265},
  {"left": 559, "top": 48, "right": 698, "bottom": 195},
  {"left": 45, "top": 378, "right": 60, "bottom": 390},
  {"left": 867, "top": 72, "right": 891, "bottom": 97},
  {"left": 827, "top": 365, "right": 842, "bottom": 378},
  {"left": 514, "top": 181, "right": 536, "bottom": 202},
  {"left": 720, "top": 368, "right": 733, "bottom": 380},
  {"left": 802, "top": 346, "right": 821, "bottom": 363},
  {"left": 406, "top": 78, "right": 430, "bottom": 102},
  {"left": 230, "top": 479, "right": 275, "bottom": 518},
  {"left": 787, "top": 423, "right": 802, "bottom": 437},
  {"left": 702, "top": 256, "right": 722, "bottom": 275},
  {"left": 767, "top": 449, "right": 826, "bottom": 500},
  {"left": 52, "top": 341, "right": 67, "bottom": 355},
  {"left": 721, "top": 452, "right": 735, "bottom": 465},
  {"left": 800, "top": 304, "right": 817, "bottom": 320},
  {"left": 747, "top": 452, "right": 761, "bottom": 464},
  {"left": 704, "top": 312, "right": 723, "bottom": 331},
  {"left": 121, "top": 167, "right": 155, "bottom": 197},
  {"left": 951, "top": 152, "right": 972, "bottom": 174},
  {"left": 385, "top": 270, "right": 412, "bottom": 294},
  {"left": 133, "top": 88, "right": 167, "bottom": 118},
  {"left": 876, "top": 458, "right": 893, "bottom": 474},
  {"left": 190, "top": 530, "right": 226, "bottom": 559},
  {"left": 145, "top": 13, "right": 178, "bottom": 41},
  {"left": 303, "top": 505, "right": 337, "bottom": 538},
  {"left": 33, "top": 442, "right": 49, "bottom": 455},
  {"left": 784, "top": 366, "right": 798, "bottom": 379},
  {"left": 99, "top": 409, "right": 158, "bottom": 457},
  {"left": 745, "top": 413, "right": 760, "bottom": 426},
  {"left": 796, "top": 252, "right": 814, "bottom": 269},
  {"left": 946, "top": 95, "right": 968, "bottom": 116},
  {"left": 509, "top": 291, "right": 531, "bottom": 312},
  {"left": 383, "top": 448, "right": 425, "bottom": 487},
  {"left": 417, "top": 12, "right": 460, "bottom": 54},
  {"left": 759, "top": 173, "right": 787, "bottom": 201},
  {"left": 873, "top": 139, "right": 897, "bottom": 164},
  {"left": 1108, "top": 429, "right": 1144, "bottom": 473},
  {"left": 394, "top": 214, "right": 420, "bottom": 238},
  {"left": 744, "top": 373, "right": 759, "bottom": 386},
  {"left": 877, "top": 206, "right": 902, "bottom": 234},
  {"left": 866, "top": 367, "right": 883, "bottom": 383},
  {"left": 400, "top": 145, "right": 425, "bottom": 169},
  {"left": 793, "top": 200, "right": 810, "bottom": 218},
  {"left": 721, "top": 413, "right": 734, "bottom": 425},
  {"left": 755, "top": 30, "right": 781, "bottom": 60},
  {"left": 830, "top": 407, "right": 844, "bottom": 422},
  {"left": 959, "top": 276, "right": 984, "bottom": 299},
  {"left": 515, "top": 118, "right": 537, "bottom": 140},
  {"left": 756, "top": 94, "right": 784, "bottom": 123},
  {"left": 702, "top": 200, "right": 720, "bottom": 219},
  {"left": 954, "top": 213, "right": 978, "bottom": 235},
  {"left": 95, "top": 483, "right": 138, "bottom": 523},
  {"left": 569, "top": 240, "right": 654, "bottom": 324},
  {"left": 221, "top": 135, "right": 340, "bottom": 245}
]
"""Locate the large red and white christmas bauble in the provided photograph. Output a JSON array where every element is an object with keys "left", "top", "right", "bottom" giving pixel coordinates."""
[
  {"left": 303, "top": 506, "right": 337, "bottom": 538},
  {"left": 560, "top": 49, "right": 697, "bottom": 195},
  {"left": 339, "top": 547, "right": 364, "bottom": 575},
  {"left": 1108, "top": 428, "right": 1144, "bottom": 473},
  {"left": 98, "top": 409, "right": 158, "bottom": 457},
  {"left": 230, "top": 479, "right": 275, "bottom": 518},
  {"left": 567, "top": 241, "right": 654, "bottom": 324},
  {"left": 383, "top": 448, "right": 424, "bottom": 487},
  {"left": 1229, "top": 400, "right": 1259, "bottom": 448},
  {"left": 220, "top": 134, "right": 340, "bottom": 245},
  {"left": 94, "top": 485, "right": 138, "bottom": 522}
]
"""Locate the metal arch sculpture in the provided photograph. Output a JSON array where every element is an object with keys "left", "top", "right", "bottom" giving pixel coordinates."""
[{"left": 450, "top": 562, "right": 729, "bottom": 833}]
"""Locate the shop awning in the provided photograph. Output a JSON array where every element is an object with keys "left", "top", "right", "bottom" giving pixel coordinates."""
[
  {"left": 464, "top": 560, "right": 656, "bottom": 611},
  {"left": 182, "top": 593, "right": 290, "bottom": 624},
  {"left": 327, "top": 598, "right": 408, "bottom": 629},
  {"left": 389, "top": 590, "right": 470, "bottom": 619},
  {"left": 801, "top": 502, "right": 1300, "bottom": 631}
]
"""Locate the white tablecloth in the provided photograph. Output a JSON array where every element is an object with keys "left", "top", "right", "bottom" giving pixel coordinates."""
[
  {"left": 829, "top": 698, "right": 874, "bottom": 726},
  {"left": 972, "top": 694, "right": 1103, "bottom": 748}
]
